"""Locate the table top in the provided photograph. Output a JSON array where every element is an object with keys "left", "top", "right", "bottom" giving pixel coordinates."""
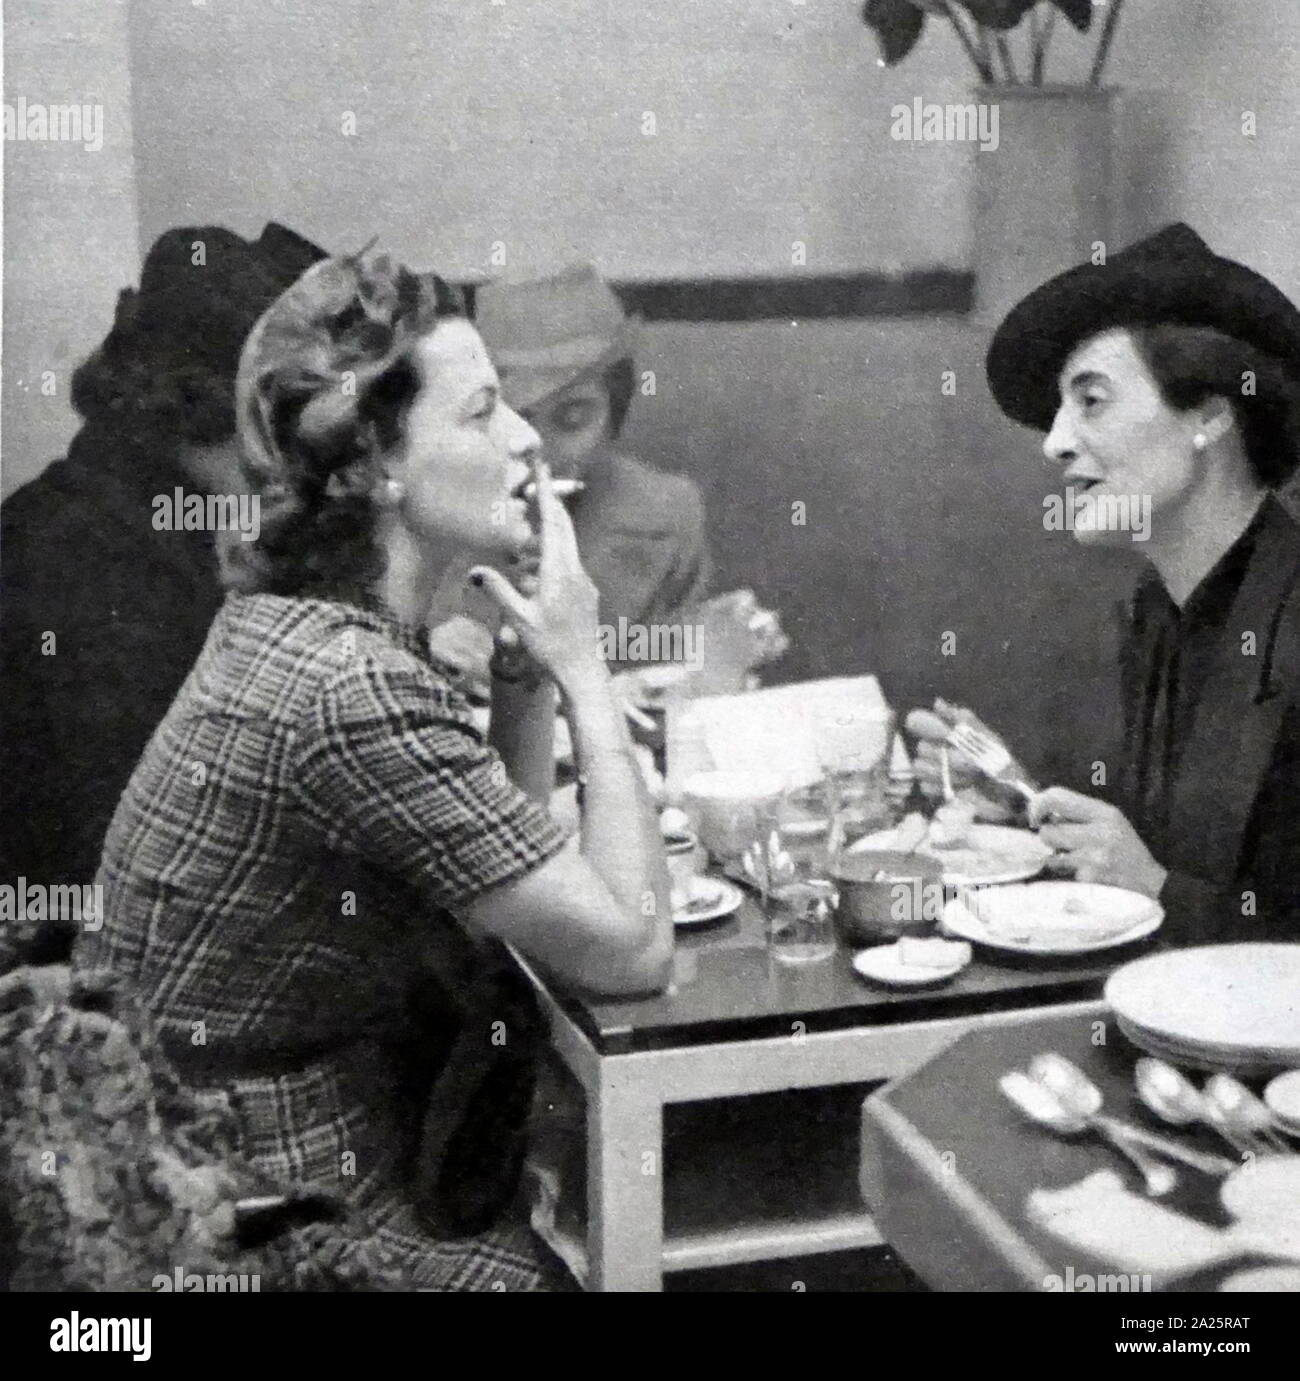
[
  {"left": 560, "top": 891, "right": 1143, "bottom": 1053},
  {"left": 862, "top": 1010, "right": 1260, "bottom": 1291}
]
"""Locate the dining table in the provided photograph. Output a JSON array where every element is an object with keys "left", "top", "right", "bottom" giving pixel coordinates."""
[
  {"left": 516, "top": 887, "right": 1129, "bottom": 1291},
  {"left": 860, "top": 1008, "right": 1292, "bottom": 1292}
]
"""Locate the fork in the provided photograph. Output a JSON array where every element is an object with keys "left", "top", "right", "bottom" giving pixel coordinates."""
[{"left": 945, "top": 722, "right": 1040, "bottom": 806}]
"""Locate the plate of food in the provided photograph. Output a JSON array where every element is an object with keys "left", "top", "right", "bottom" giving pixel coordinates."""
[
  {"left": 672, "top": 876, "right": 744, "bottom": 927},
  {"left": 848, "top": 807, "right": 1051, "bottom": 886},
  {"left": 852, "top": 936, "right": 972, "bottom": 989},
  {"left": 941, "top": 881, "right": 1163, "bottom": 955}
]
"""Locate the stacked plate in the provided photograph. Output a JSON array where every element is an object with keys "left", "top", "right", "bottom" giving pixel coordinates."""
[{"left": 1106, "top": 945, "right": 1300, "bottom": 1075}]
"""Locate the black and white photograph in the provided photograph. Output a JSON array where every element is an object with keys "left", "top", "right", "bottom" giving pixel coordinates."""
[{"left": 1, "top": 0, "right": 1299, "bottom": 1333}]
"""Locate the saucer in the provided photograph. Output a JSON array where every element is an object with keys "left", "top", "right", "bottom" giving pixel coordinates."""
[
  {"left": 672, "top": 876, "right": 744, "bottom": 927},
  {"left": 852, "top": 938, "right": 972, "bottom": 989}
]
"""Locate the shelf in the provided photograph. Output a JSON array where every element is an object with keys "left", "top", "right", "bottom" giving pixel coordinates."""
[{"left": 530, "top": 1082, "right": 886, "bottom": 1283}]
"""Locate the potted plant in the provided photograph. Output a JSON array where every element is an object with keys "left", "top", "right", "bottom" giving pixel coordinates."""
[{"left": 861, "top": 1, "right": 1129, "bottom": 319}]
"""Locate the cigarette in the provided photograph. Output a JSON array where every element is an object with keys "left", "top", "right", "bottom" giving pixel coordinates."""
[{"left": 520, "top": 478, "right": 585, "bottom": 501}]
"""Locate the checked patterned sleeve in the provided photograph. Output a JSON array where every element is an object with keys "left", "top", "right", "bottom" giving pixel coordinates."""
[{"left": 289, "top": 649, "right": 569, "bottom": 915}]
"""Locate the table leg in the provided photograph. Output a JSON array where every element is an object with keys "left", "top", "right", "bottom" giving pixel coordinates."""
[{"left": 586, "top": 1063, "right": 665, "bottom": 1292}]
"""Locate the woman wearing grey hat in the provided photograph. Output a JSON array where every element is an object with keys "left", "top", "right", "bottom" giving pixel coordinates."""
[{"left": 911, "top": 224, "right": 1300, "bottom": 945}]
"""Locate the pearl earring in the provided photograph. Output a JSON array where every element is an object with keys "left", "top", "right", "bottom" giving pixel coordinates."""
[
  {"left": 384, "top": 477, "right": 404, "bottom": 504},
  {"left": 1192, "top": 433, "right": 1207, "bottom": 451}
]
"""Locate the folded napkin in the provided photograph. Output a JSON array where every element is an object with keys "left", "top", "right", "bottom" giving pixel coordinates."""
[
  {"left": 666, "top": 675, "right": 892, "bottom": 792},
  {"left": 1027, "top": 1171, "right": 1300, "bottom": 1285}
]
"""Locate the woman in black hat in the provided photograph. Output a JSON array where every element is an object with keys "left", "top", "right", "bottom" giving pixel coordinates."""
[
  {"left": 912, "top": 224, "right": 1300, "bottom": 945},
  {"left": 0, "top": 223, "right": 325, "bottom": 965}
]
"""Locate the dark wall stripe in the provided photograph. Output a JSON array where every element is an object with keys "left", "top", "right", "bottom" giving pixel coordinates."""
[
  {"left": 612, "top": 270, "right": 973, "bottom": 322},
  {"left": 463, "top": 270, "right": 973, "bottom": 324}
]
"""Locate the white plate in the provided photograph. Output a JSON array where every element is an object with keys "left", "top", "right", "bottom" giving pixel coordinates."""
[
  {"left": 672, "top": 876, "right": 744, "bottom": 927},
  {"left": 852, "top": 940, "right": 971, "bottom": 988},
  {"left": 852, "top": 947, "right": 968, "bottom": 988},
  {"left": 1106, "top": 945, "right": 1300, "bottom": 1063},
  {"left": 942, "top": 882, "right": 1163, "bottom": 955},
  {"left": 850, "top": 822, "right": 1051, "bottom": 886},
  {"left": 1116, "top": 1016, "right": 1283, "bottom": 1077}
]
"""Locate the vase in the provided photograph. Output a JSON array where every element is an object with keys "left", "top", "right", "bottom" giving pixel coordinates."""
[{"left": 971, "top": 85, "right": 1118, "bottom": 324}]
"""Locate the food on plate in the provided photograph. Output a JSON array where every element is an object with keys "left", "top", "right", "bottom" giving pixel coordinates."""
[
  {"left": 929, "top": 799, "right": 977, "bottom": 850},
  {"left": 896, "top": 936, "right": 971, "bottom": 970},
  {"left": 892, "top": 811, "right": 931, "bottom": 855}
]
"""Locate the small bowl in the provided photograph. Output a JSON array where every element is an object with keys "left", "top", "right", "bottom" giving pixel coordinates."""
[
  {"left": 680, "top": 769, "right": 785, "bottom": 862},
  {"left": 830, "top": 849, "right": 946, "bottom": 946}
]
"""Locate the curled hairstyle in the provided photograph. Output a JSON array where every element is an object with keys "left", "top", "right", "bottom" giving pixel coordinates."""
[
  {"left": 223, "top": 253, "right": 465, "bottom": 597},
  {"left": 1129, "top": 323, "right": 1300, "bottom": 489}
]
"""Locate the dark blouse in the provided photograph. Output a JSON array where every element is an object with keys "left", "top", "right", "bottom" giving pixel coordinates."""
[
  {"left": 1120, "top": 495, "right": 1300, "bottom": 943},
  {"left": 1126, "top": 500, "right": 1269, "bottom": 860}
]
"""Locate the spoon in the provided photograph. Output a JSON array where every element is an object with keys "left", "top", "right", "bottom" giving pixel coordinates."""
[
  {"left": 1204, "top": 1075, "right": 1294, "bottom": 1155},
  {"left": 1015, "top": 1058, "right": 1234, "bottom": 1176},
  {"left": 1135, "top": 1058, "right": 1261, "bottom": 1159},
  {"left": 1000, "top": 1070, "right": 1177, "bottom": 1197}
]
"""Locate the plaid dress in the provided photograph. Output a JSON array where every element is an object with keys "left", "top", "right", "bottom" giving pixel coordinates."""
[{"left": 75, "top": 592, "right": 571, "bottom": 1290}]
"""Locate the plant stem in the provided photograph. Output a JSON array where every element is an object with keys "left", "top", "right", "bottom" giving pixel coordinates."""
[
  {"left": 1032, "top": 4, "right": 1057, "bottom": 86},
  {"left": 1089, "top": 0, "right": 1127, "bottom": 86},
  {"left": 941, "top": 2, "right": 995, "bottom": 84},
  {"left": 995, "top": 33, "right": 1020, "bottom": 85}
]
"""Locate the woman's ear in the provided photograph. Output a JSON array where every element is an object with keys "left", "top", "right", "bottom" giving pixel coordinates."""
[{"left": 1196, "top": 395, "right": 1236, "bottom": 448}]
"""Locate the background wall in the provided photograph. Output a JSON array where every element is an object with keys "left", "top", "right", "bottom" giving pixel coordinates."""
[
  {"left": 4, "top": 0, "right": 1298, "bottom": 783},
  {"left": 2, "top": 0, "right": 140, "bottom": 495}
]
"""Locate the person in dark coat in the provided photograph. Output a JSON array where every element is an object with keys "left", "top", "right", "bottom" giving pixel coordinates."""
[
  {"left": 911, "top": 224, "right": 1300, "bottom": 945},
  {"left": 0, "top": 223, "right": 326, "bottom": 962}
]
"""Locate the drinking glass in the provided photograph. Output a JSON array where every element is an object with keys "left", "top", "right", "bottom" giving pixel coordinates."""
[
  {"left": 766, "top": 877, "right": 838, "bottom": 964},
  {"left": 812, "top": 707, "right": 896, "bottom": 864}
]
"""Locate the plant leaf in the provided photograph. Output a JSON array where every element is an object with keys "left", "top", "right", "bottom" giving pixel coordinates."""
[
  {"left": 960, "top": 0, "right": 1038, "bottom": 30},
  {"left": 861, "top": 0, "right": 927, "bottom": 65},
  {"left": 1050, "top": 0, "right": 1094, "bottom": 32}
]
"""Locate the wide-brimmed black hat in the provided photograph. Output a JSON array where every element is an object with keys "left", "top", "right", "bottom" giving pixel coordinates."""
[
  {"left": 100, "top": 222, "right": 327, "bottom": 378},
  {"left": 986, "top": 223, "right": 1300, "bottom": 431}
]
